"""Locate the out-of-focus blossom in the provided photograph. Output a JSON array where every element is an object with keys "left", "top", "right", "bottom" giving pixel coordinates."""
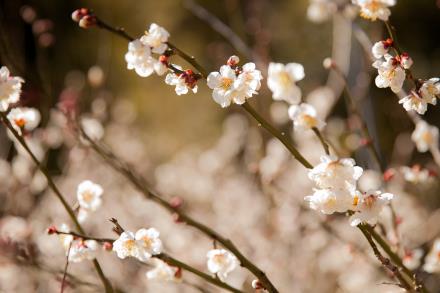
[
  {"left": 125, "top": 39, "right": 166, "bottom": 77},
  {"left": 308, "top": 155, "right": 363, "bottom": 190},
  {"left": 288, "top": 103, "right": 325, "bottom": 131},
  {"left": 69, "top": 239, "right": 98, "bottom": 263},
  {"left": 424, "top": 239, "right": 440, "bottom": 273},
  {"left": 371, "top": 39, "right": 393, "bottom": 59},
  {"left": 6, "top": 107, "right": 41, "bottom": 135},
  {"left": 0, "top": 66, "right": 24, "bottom": 112},
  {"left": 411, "top": 120, "right": 439, "bottom": 153},
  {"left": 305, "top": 187, "right": 359, "bottom": 215},
  {"left": 140, "top": 23, "right": 169, "bottom": 54},
  {"left": 349, "top": 190, "right": 393, "bottom": 226},
  {"left": 145, "top": 259, "right": 181, "bottom": 282},
  {"left": 420, "top": 78, "right": 440, "bottom": 104},
  {"left": 76, "top": 180, "right": 103, "bottom": 222},
  {"left": 57, "top": 224, "right": 73, "bottom": 251},
  {"left": 373, "top": 54, "right": 406, "bottom": 93},
  {"left": 81, "top": 117, "right": 104, "bottom": 141},
  {"left": 165, "top": 69, "right": 198, "bottom": 95},
  {"left": 352, "top": 0, "right": 396, "bottom": 21},
  {"left": 113, "top": 228, "right": 162, "bottom": 262},
  {"left": 400, "top": 165, "right": 436, "bottom": 184},
  {"left": 207, "top": 59, "right": 262, "bottom": 107},
  {"left": 307, "top": 0, "right": 337, "bottom": 23},
  {"left": 206, "top": 249, "right": 238, "bottom": 281},
  {"left": 399, "top": 91, "right": 432, "bottom": 115},
  {"left": 403, "top": 248, "right": 423, "bottom": 270},
  {"left": 267, "top": 62, "right": 304, "bottom": 104}
]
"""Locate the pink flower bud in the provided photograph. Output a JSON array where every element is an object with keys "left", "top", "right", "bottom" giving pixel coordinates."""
[
  {"left": 47, "top": 225, "right": 57, "bottom": 235},
  {"left": 227, "top": 55, "right": 240, "bottom": 66},
  {"left": 71, "top": 8, "right": 90, "bottom": 22},
  {"left": 79, "top": 15, "right": 97, "bottom": 29}
]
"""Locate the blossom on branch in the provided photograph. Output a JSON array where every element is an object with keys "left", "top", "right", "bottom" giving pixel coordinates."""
[
  {"left": 140, "top": 23, "right": 170, "bottom": 54},
  {"left": 411, "top": 120, "right": 439, "bottom": 153},
  {"left": 113, "top": 228, "right": 162, "bottom": 262},
  {"left": 206, "top": 249, "right": 239, "bottom": 281},
  {"left": 373, "top": 54, "right": 406, "bottom": 93},
  {"left": 349, "top": 190, "right": 393, "bottom": 226},
  {"left": 6, "top": 107, "right": 41, "bottom": 135},
  {"left": 305, "top": 187, "right": 360, "bottom": 215},
  {"left": 352, "top": 0, "right": 396, "bottom": 21},
  {"left": 0, "top": 66, "right": 24, "bottom": 112},
  {"left": 267, "top": 62, "right": 304, "bottom": 104},
  {"left": 371, "top": 39, "right": 393, "bottom": 59},
  {"left": 146, "top": 259, "right": 181, "bottom": 282},
  {"left": 76, "top": 180, "right": 103, "bottom": 223},
  {"left": 125, "top": 39, "right": 167, "bottom": 77},
  {"left": 288, "top": 103, "right": 325, "bottom": 131},
  {"left": 420, "top": 78, "right": 440, "bottom": 103},
  {"left": 165, "top": 68, "right": 198, "bottom": 95}
]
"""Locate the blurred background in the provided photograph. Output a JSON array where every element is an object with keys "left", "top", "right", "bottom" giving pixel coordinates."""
[{"left": 1, "top": 0, "right": 440, "bottom": 292}]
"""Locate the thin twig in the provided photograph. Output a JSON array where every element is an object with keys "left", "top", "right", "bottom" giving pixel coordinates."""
[
  {"left": 312, "top": 127, "right": 330, "bottom": 155},
  {"left": 61, "top": 242, "right": 72, "bottom": 293}
]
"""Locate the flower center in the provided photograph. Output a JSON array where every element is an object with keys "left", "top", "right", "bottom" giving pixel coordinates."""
[
  {"left": 82, "top": 191, "right": 94, "bottom": 203},
  {"left": 278, "top": 71, "right": 292, "bottom": 87},
  {"left": 141, "top": 236, "right": 153, "bottom": 249},
  {"left": 14, "top": 118, "right": 26, "bottom": 128},
  {"left": 123, "top": 239, "right": 136, "bottom": 252},
  {"left": 220, "top": 77, "right": 233, "bottom": 90},
  {"left": 302, "top": 114, "right": 317, "bottom": 128}
]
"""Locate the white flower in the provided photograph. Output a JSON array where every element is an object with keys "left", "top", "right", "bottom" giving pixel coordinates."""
[
  {"left": 400, "top": 165, "right": 435, "bottom": 184},
  {"left": 403, "top": 248, "right": 423, "bottom": 270},
  {"left": 267, "top": 62, "right": 305, "bottom": 104},
  {"left": 77, "top": 180, "right": 103, "bottom": 211},
  {"left": 206, "top": 249, "right": 238, "bottom": 281},
  {"left": 400, "top": 53, "right": 413, "bottom": 69},
  {"left": 113, "top": 228, "right": 162, "bottom": 262},
  {"left": 165, "top": 69, "right": 198, "bottom": 96},
  {"left": 349, "top": 190, "right": 393, "bottom": 226},
  {"left": 69, "top": 239, "right": 98, "bottom": 263},
  {"left": 207, "top": 65, "right": 237, "bottom": 108},
  {"left": 411, "top": 120, "right": 439, "bottom": 153},
  {"left": 372, "top": 40, "right": 390, "bottom": 59},
  {"left": 234, "top": 63, "right": 263, "bottom": 104},
  {"left": 6, "top": 107, "right": 41, "bottom": 135},
  {"left": 113, "top": 231, "right": 141, "bottom": 260},
  {"left": 305, "top": 187, "right": 360, "bottom": 215},
  {"left": 58, "top": 224, "right": 74, "bottom": 251},
  {"left": 307, "top": 0, "right": 337, "bottom": 23},
  {"left": 0, "top": 66, "right": 24, "bottom": 112},
  {"left": 146, "top": 259, "right": 181, "bottom": 282},
  {"left": 140, "top": 23, "right": 170, "bottom": 54},
  {"left": 308, "top": 155, "right": 363, "bottom": 189},
  {"left": 424, "top": 239, "right": 440, "bottom": 273},
  {"left": 125, "top": 39, "right": 167, "bottom": 77},
  {"left": 288, "top": 103, "right": 325, "bottom": 131},
  {"left": 420, "top": 78, "right": 440, "bottom": 104},
  {"left": 373, "top": 54, "right": 406, "bottom": 93},
  {"left": 399, "top": 91, "right": 429, "bottom": 115},
  {"left": 76, "top": 180, "right": 103, "bottom": 223},
  {"left": 352, "top": 0, "right": 396, "bottom": 21}
]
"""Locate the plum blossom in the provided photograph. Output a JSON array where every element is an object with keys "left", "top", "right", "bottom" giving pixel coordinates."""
[
  {"left": 69, "top": 239, "right": 99, "bottom": 263},
  {"left": 140, "top": 23, "right": 169, "bottom": 54},
  {"left": 424, "top": 239, "right": 440, "bottom": 273},
  {"left": 207, "top": 58, "right": 262, "bottom": 107},
  {"left": 125, "top": 39, "right": 167, "bottom": 77},
  {"left": 373, "top": 54, "right": 406, "bottom": 93},
  {"left": 288, "top": 103, "right": 325, "bottom": 131},
  {"left": 399, "top": 91, "right": 430, "bottom": 115},
  {"left": 6, "top": 107, "right": 41, "bottom": 135},
  {"left": 420, "top": 78, "right": 440, "bottom": 104},
  {"left": 305, "top": 187, "right": 360, "bottom": 215},
  {"left": 58, "top": 223, "right": 74, "bottom": 251},
  {"left": 206, "top": 249, "right": 239, "bottom": 281},
  {"left": 0, "top": 66, "right": 24, "bottom": 112},
  {"left": 308, "top": 155, "right": 363, "bottom": 190},
  {"left": 146, "top": 259, "right": 181, "bottom": 282},
  {"left": 165, "top": 68, "right": 198, "bottom": 95},
  {"left": 352, "top": 0, "right": 396, "bottom": 21},
  {"left": 307, "top": 0, "right": 337, "bottom": 23},
  {"left": 349, "top": 190, "right": 393, "bottom": 226},
  {"left": 267, "top": 62, "right": 304, "bottom": 104},
  {"left": 80, "top": 117, "right": 104, "bottom": 142},
  {"left": 411, "top": 120, "right": 439, "bottom": 153},
  {"left": 76, "top": 180, "right": 103, "bottom": 223},
  {"left": 371, "top": 39, "right": 393, "bottom": 59},
  {"left": 113, "top": 228, "right": 162, "bottom": 262},
  {"left": 403, "top": 248, "right": 423, "bottom": 270}
]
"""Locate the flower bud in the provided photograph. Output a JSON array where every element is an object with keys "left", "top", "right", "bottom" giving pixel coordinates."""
[
  {"left": 47, "top": 225, "right": 57, "bottom": 235},
  {"left": 71, "top": 8, "right": 90, "bottom": 22},
  {"left": 252, "top": 279, "right": 265, "bottom": 290},
  {"left": 79, "top": 15, "right": 97, "bottom": 29},
  {"left": 103, "top": 241, "right": 113, "bottom": 251},
  {"left": 227, "top": 55, "right": 240, "bottom": 66},
  {"left": 383, "top": 168, "right": 395, "bottom": 182},
  {"left": 322, "top": 57, "right": 334, "bottom": 69},
  {"left": 170, "top": 196, "right": 184, "bottom": 209}
]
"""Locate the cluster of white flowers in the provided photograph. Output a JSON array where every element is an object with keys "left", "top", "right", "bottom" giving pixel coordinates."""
[
  {"left": 288, "top": 103, "right": 325, "bottom": 131},
  {"left": 400, "top": 165, "right": 436, "bottom": 184},
  {"left": 56, "top": 224, "right": 98, "bottom": 263},
  {"left": 207, "top": 56, "right": 262, "bottom": 107},
  {"left": 411, "top": 120, "right": 439, "bottom": 153},
  {"left": 349, "top": 190, "right": 393, "bottom": 226},
  {"left": 6, "top": 107, "right": 41, "bottom": 135},
  {"left": 352, "top": 0, "right": 396, "bottom": 21},
  {"left": 125, "top": 24, "right": 169, "bottom": 77},
  {"left": 112, "top": 228, "right": 162, "bottom": 262},
  {"left": 206, "top": 249, "right": 238, "bottom": 281},
  {"left": 76, "top": 180, "right": 103, "bottom": 223},
  {"left": 0, "top": 66, "right": 24, "bottom": 112},
  {"left": 399, "top": 78, "right": 440, "bottom": 115},
  {"left": 165, "top": 67, "right": 198, "bottom": 95},
  {"left": 146, "top": 259, "right": 181, "bottom": 282}
]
